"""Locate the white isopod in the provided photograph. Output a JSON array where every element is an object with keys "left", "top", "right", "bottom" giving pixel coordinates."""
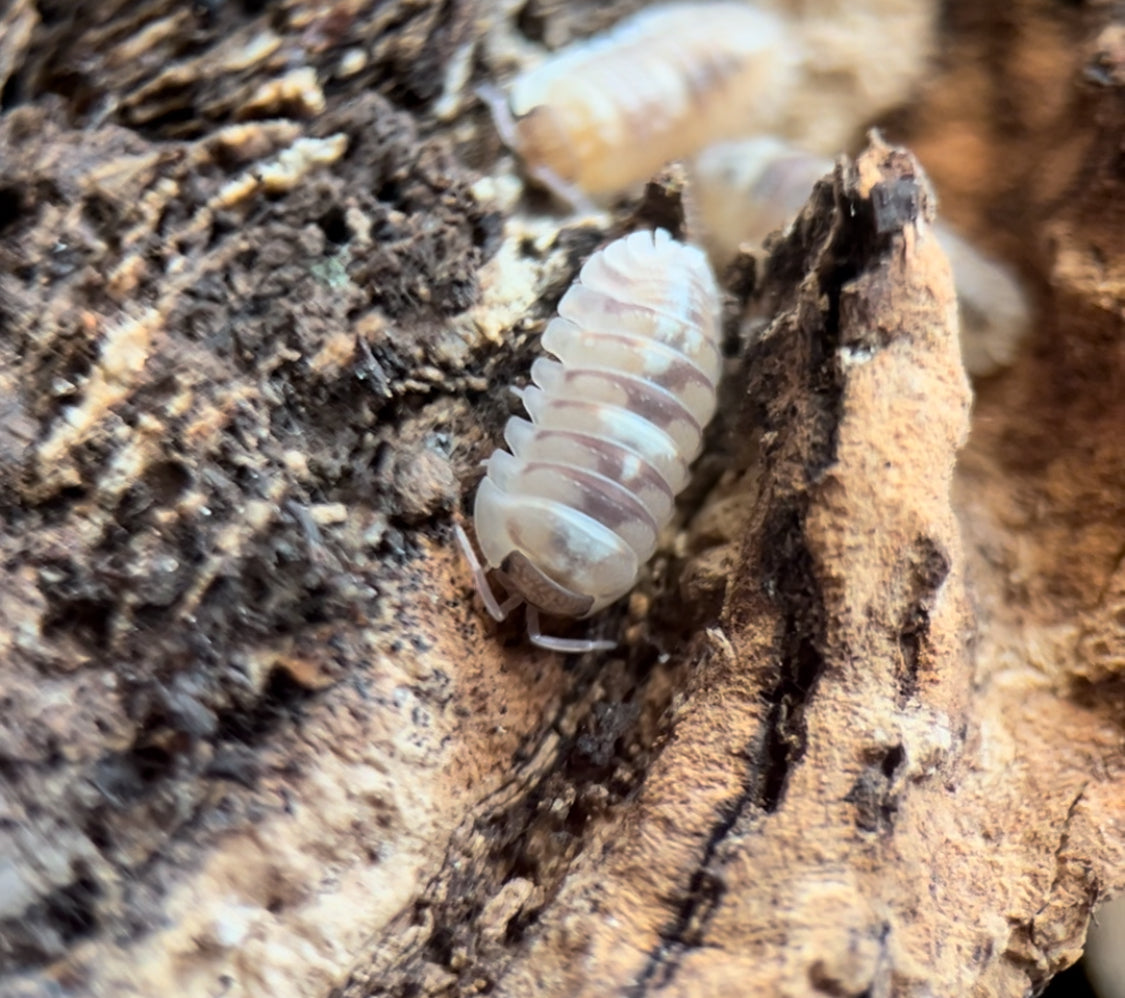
[
  {"left": 690, "top": 136, "right": 1033, "bottom": 377},
  {"left": 691, "top": 135, "right": 833, "bottom": 262},
  {"left": 481, "top": 2, "right": 799, "bottom": 205},
  {"left": 456, "top": 229, "right": 723, "bottom": 652}
]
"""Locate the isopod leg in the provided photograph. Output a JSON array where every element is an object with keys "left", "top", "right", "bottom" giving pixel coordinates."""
[
  {"left": 525, "top": 163, "right": 599, "bottom": 216},
  {"left": 525, "top": 605, "right": 616, "bottom": 654},
  {"left": 476, "top": 83, "right": 522, "bottom": 153},
  {"left": 454, "top": 523, "right": 522, "bottom": 622}
]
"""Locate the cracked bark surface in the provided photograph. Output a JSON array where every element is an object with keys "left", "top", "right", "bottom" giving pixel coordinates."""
[{"left": 1, "top": 1, "right": 1124, "bottom": 997}]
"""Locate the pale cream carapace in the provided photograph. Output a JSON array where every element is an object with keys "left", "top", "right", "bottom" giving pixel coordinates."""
[
  {"left": 690, "top": 136, "right": 1033, "bottom": 377},
  {"left": 487, "top": 2, "right": 799, "bottom": 203},
  {"left": 457, "top": 229, "right": 722, "bottom": 652}
]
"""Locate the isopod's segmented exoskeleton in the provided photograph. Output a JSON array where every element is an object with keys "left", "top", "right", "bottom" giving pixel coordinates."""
[
  {"left": 457, "top": 229, "right": 722, "bottom": 652},
  {"left": 483, "top": 2, "right": 799, "bottom": 204},
  {"left": 690, "top": 136, "right": 1033, "bottom": 377},
  {"left": 691, "top": 136, "right": 834, "bottom": 262}
]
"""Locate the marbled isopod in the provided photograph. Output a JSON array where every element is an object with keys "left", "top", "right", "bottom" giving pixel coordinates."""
[
  {"left": 486, "top": 2, "right": 798, "bottom": 203},
  {"left": 457, "top": 229, "right": 722, "bottom": 652},
  {"left": 690, "top": 136, "right": 1033, "bottom": 377}
]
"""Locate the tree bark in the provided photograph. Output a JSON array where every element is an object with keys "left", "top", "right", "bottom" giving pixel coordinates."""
[{"left": 1, "top": 2, "right": 1123, "bottom": 997}]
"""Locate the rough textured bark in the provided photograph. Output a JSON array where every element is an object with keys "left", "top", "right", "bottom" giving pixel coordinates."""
[{"left": 1, "top": 2, "right": 1124, "bottom": 997}]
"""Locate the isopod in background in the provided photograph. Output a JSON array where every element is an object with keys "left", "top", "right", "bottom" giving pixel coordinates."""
[
  {"left": 691, "top": 135, "right": 834, "bottom": 264},
  {"left": 457, "top": 229, "right": 723, "bottom": 652},
  {"left": 482, "top": 0, "right": 938, "bottom": 207},
  {"left": 481, "top": 2, "right": 799, "bottom": 204},
  {"left": 690, "top": 136, "right": 1033, "bottom": 377},
  {"left": 926, "top": 225, "right": 1032, "bottom": 378}
]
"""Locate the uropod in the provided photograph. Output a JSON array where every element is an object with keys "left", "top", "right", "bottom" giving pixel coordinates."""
[
  {"left": 481, "top": 2, "right": 799, "bottom": 205},
  {"left": 456, "top": 229, "right": 723, "bottom": 652}
]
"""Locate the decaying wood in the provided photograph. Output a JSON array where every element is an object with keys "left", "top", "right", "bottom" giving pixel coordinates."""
[{"left": 1, "top": 2, "right": 1124, "bottom": 997}]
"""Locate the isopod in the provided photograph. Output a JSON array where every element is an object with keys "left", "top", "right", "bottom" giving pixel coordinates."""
[
  {"left": 690, "top": 136, "right": 1033, "bottom": 377},
  {"left": 456, "top": 229, "right": 723, "bottom": 652},
  {"left": 691, "top": 135, "right": 833, "bottom": 262},
  {"left": 927, "top": 225, "right": 1033, "bottom": 378},
  {"left": 482, "top": 2, "right": 799, "bottom": 205}
]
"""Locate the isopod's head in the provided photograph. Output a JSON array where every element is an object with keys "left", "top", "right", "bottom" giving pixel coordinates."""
[
  {"left": 495, "top": 550, "right": 595, "bottom": 618},
  {"left": 498, "top": 61, "right": 589, "bottom": 193},
  {"left": 511, "top": 103, "right": 582, "bottom": 191},
  {"left": 473, "top": 474, "right": 638, "bottom": 617},
  {"left": 479, "top": 78, "right": 584, "bottom": 199}
]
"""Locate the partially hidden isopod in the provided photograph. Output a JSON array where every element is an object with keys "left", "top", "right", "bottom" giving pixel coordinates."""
[
  {"left": 456, "top": 229, "right": 723, "bottom": 652},
  {"left": 927, "top": 225, "right": 1033, "bottom": 378},
  {"left": 482, "top": 2, "right": 799, "bottom": 205},
  {"left": 690, "top": 136, "right": 1033, "bottom": 377},
  {"left": 692, "top": 135, "right": 832, "bottom": 263}
]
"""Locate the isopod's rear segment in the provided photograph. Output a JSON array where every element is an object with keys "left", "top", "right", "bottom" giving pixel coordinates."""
[{"left": 473, "top": 229, "right": 722, "bottom": 617}]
